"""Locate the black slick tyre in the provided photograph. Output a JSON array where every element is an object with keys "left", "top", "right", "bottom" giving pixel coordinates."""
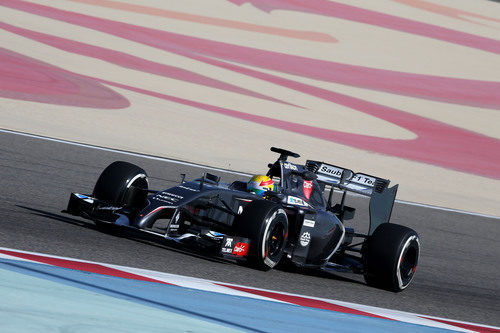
[
  {"left": 93, "top": 161, "right": 148, "bottom": 206},
  {"left": 235, "top": 200, "right": 288, "bottom": 271},
  {"left": 362, "top": 223, "right": 420, "bottom": 292},
  {"left": 92, "top": 161, "right": 148, "bottom": 230}
]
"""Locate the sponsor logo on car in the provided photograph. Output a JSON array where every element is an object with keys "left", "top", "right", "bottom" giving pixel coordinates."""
[
  {"left": 350, "top": 174, "right": 376, "bottom": 187},
  {"left": 303, "top": 181, "right": 313, "bottom": 189},
  {"left": 164, "top": 192, "right": 184, "bottom": 199},
  {"left": 318, "top": 165, "right": 377, "bottom": 188},
  {"left": 300, "top": 232, "right": 311, "bottom": 247},
  {"left": 287, "top": 196, "right": 308, "bottom": 206},
  {"left": 303, "top": 180, "right": 313, "bottom": 199},
  {"left": 232, "top": 242, "right": 249, "bottom": 256},
  {"left": 318, "top": 164, "right": 343, "bottom": 177},
  {"left": 168, "top": 212, "right": 181, "bottom": 231},
  {"left": 178, "top": 185, "right": 199, "bottom": 192},
  {"left": 303, "top": 219, "right": 315, "bottom": 228},
  {"left": 99, "top": 206, "right": 122, "bottom": 210},
  {"left": 154, "top": 192, "right": 184, "bottom": 203},
  {"left": 283, "top": 162, "right": 298, "bottom": 171},
  {"left": 225, "top": 238, "right": 233, "bottom": 247}
]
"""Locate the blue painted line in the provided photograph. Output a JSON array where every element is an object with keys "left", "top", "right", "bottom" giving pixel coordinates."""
[
  {"left": 0, "top": 260, "right": 259, "bottom": 332},
  {"left": 0, "top": 258, "right": 457, "bottom": 333},
  {"left": 0, "top": 265, "right": 239, "bottom": 333}
]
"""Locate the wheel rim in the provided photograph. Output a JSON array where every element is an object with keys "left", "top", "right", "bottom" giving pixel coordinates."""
[
  {"left": 400, "top": 245, "right": 418, "bottom": 280},
  {"left": 397, "top": 236, "right": 419, "bottom": 288},
  {"left": 122, "top": 177, "right": 148, "bottom": 207},
  {"left": 268, "top": 222, "right": 285, "bottom": 258}
]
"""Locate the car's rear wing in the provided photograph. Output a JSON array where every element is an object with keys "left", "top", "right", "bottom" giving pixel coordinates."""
[
  {"left": 306, "top": 161, "right": 390, "bottom": 196},
  {"left": 306, "top": 160, "right": 398, "bottom": 234}
]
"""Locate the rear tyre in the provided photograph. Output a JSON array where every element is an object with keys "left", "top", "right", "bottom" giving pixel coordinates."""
[
  {"left": 92, "top": 161, "right": 148, "bottom": 230},
  {"left": 235, "top": 200, "right": 288, "bottom": 271},
  {"left": 362, "top": 223, "right": 420, "bottom": 292}
]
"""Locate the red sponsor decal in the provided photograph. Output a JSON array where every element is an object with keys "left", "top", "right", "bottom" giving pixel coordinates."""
[
  {"left": 232, "top": 242, "right": 249, "bottom": 256},
  {"left": 303, "top": 180, "right": 313, "bottom": 200}
]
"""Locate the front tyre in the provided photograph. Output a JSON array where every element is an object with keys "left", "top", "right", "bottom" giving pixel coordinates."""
[
  {"left": 235, "top": 200, "right": 288, "bottom": 271},
  {"left": 93, "top": 161, "right": 148, "bottom": 207},
  {"left": 362, "top": 223, "right": 420, "bottom": 292},
  {"left": 92, "top": 161, "right": 148, "bottom": 230}
]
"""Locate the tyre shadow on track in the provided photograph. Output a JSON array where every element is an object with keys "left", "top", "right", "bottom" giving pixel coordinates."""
[
  {"left": 15, "top": 205, "right": 232, "bottom": 266},
  {"left": 15, "top": 205, "right": 366, "bottom": 287},
  {"left": 276, "top": 259, "right": 366, "bottom": 286}
]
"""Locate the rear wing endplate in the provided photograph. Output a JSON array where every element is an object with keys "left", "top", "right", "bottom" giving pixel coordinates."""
[{"left": 306, "top": 160, "right": 398, "bottom": 234}]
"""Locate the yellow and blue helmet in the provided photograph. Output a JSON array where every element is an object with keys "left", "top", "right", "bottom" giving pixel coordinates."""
[{"left": 247, "top": 175, "right": 274, "bottom": 196}]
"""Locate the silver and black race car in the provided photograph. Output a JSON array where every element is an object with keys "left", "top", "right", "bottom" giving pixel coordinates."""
[{"left": 64, "top": 147, "right": 420, "bottom": 292}]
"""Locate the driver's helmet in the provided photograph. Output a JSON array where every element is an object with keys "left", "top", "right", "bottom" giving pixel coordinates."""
[{"left": 247, "top": 175, "right": 274, "bottom": 196}]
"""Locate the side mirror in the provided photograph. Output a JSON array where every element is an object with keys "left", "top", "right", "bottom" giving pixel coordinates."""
[{"left": 205, "top": 173, "right": 220, "bottom": 184}]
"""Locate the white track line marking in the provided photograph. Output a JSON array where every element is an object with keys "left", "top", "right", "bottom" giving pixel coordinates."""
[
  {"left": 0, "top": 128, "right": 250, "bottom": 177},
  {"left": 2, "top": 128, "right": 498, "bottom": 219}
]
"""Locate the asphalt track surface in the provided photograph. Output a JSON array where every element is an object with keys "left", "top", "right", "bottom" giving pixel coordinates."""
[{"left": 1, "top": 130, "right": 499, "bottom": 327}]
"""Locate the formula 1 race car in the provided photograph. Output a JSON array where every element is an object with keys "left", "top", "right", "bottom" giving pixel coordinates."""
[{"left": 64, "top": 147, "right": 420, "bottom": 292}]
